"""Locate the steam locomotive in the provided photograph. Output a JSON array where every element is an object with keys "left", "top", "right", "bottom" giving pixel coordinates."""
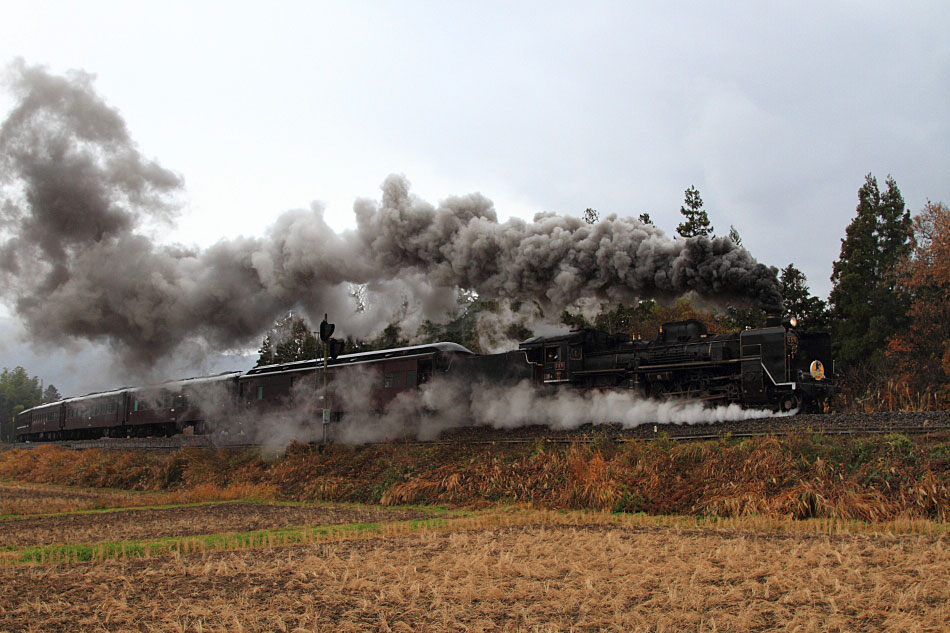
[
  {"left": 14, "top": 316, "right": 836, "bottom": 442},
  {"left": 518, "top": 315, "right": 836, "bottom": 413}
]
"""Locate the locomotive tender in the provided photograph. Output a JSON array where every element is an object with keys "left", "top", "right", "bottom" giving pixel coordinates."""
[{"left": 14, "top": 317, "right": 836, "bottom": 442}]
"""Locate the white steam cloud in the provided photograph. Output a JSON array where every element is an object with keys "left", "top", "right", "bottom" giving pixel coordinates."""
[{"left": 216, "top": 372, "right": 785, "bottom": 451}]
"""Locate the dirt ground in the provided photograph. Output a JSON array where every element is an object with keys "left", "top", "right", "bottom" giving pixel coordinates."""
[
  {"left": 0, "top": 502, "right": 441, "bottom": 548},
  {"left": 2, "top": 523, "right": 947, "bottom": 633}
]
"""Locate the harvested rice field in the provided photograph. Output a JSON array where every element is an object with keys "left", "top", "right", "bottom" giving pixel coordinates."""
[
  {"left": 0, "top": 482, "right": 141, "bottom": 516},
  {"left": 0, "top": 501, "right": 442, "bottom": 548},
  {"left": 0, "top": 481, "right": 275, "bottom": 516},
  {"left": 2, "top": 513, "right": 949, "bottom": 632}
]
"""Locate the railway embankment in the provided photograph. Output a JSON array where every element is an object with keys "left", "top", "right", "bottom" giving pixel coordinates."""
[{"left": 2, "top": 424, "right": 949, "bottom": 522}]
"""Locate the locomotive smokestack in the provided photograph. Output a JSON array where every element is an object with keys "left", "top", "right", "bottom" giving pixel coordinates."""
[{"left": 0, "top": 62, "right": 783, "bottom": 370}]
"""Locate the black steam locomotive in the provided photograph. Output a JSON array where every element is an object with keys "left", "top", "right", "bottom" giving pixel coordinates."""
[
  {"left": 516, "top": 316, "right": 836, "bottom": 413},
  {"left": 14, "top": 316, "right": 836, "bottom": 442}
]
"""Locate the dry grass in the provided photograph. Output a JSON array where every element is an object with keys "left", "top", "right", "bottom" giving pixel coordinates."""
[
  {"left": 0, "top": 481, "right": 276, "bottom": 516},
  {"left": 0, "top": 501, "right": 442, "bottom": 549},
  {"left": 1, "top": 514, "right": 947, "bottom": 632},
  {"left": 4, "top": 432, "right": 950, "bottom": 523}
]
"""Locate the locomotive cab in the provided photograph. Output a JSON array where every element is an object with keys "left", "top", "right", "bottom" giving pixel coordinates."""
[{"left": 520, "top": 330, "right": 587, "bottom": 385}]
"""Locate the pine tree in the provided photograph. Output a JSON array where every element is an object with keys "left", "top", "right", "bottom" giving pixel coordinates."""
[
  {"left": 780, "top": 264, "right": 828, "bottom": 331},
  {"left": 676, "top": 186, "right": 714, "bottom": 237},
  {"left": 728, "top": 225, "right": 742, "bottom": 247},
  {"left": 42, "top": 384, "right": 61, "bottom": 403},
  {"left": 638, "top": 213, "right": 653, "bottom": 225},
  {"left": 255, "top": 312, "right": 320, "bottom": 367},
  {"left": 829, "top": 174, "right": 912, "bottom": 368}
]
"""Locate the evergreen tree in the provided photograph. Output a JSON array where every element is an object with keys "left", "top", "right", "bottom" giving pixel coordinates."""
[
  {"left": 728, "top": 225, "right": 743, "bottom": 247},
  {"left": 560, "top": 310, "right": 592, "bottom": 330},
  {"left": 255, "top": 312, "right": 320, "bottom": 367},
  {"left": 638, "top": 213, "right": 653, "bottom": 225},
  {"left": 42, "top": 384, "right": 61, "bottom": 403},
  {"left": 0, "top": 367, "right": 43, "bottom": 442},
  {"left": 829, "top": 174, "right": 912, "bottom": 368},
  {"left": 676, "top": 186, "right": 714, "bottom": 237},
  {"left": 719, "top": 306, "right": 766, "bottom": 331},
  {"left": 583, "top": 208, "right": 599, "bottom": 224},
  {"left": 593, "top": 303, "right": 638, "bottom": 335},
  {"left": 779, "top": 264, "right": 828, "bottom": 331}
]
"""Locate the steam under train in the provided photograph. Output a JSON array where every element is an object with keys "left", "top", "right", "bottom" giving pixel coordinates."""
[{"left": 14, "top": 316, "right": 837, "bottom": 442}]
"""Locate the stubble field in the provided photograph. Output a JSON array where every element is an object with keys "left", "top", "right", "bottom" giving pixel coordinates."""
[{"left": 1, "top": 483, "right": 948, "bottom": 632}]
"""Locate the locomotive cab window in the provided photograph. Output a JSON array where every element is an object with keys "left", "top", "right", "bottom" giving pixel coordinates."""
[
  {"left": 569, "top": 346, "right": 582, "bottom": 361},
  {"left": 418, "top": 360, "right": 432, "bottom": 384},
  {"left": 545, "top": 347, "right": 560, "bottom": 362}
]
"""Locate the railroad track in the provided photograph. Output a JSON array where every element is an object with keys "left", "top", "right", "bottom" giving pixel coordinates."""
[{"left": 4, "top": 411, "right": 950, "bottom": 451}]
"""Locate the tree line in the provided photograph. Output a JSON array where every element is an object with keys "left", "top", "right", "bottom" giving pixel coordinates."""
[{"left": 0, "top": 368, "right": 60, "bottom": 442}]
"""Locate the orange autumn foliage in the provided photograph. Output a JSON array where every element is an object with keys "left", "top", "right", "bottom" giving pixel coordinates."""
[{"left": 886, "top": 201, "right": 950, "bottom": 406}]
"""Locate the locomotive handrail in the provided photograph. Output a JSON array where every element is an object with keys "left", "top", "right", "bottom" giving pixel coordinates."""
[
  {"left": 637, "top": 359, "right": 742, "bottom": 371},
  {"left": 570, "top": 367, "right": 630, "bottom": 375}
]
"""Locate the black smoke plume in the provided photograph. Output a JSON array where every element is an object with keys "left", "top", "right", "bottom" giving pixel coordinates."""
[{"left": 0, "top": 62, "right": 781, "bottom": 369}]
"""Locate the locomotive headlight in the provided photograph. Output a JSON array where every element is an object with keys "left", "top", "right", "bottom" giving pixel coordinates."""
[{"left": 789, "top": 317, "right": 798, "bottom": 328}]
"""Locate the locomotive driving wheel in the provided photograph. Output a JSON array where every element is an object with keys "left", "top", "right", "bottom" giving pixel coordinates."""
[
  {"left": 779, "top": 392, "right": 800, "bottom": 413},
  {"left": 725, "top": 383, "right": 740, "bottom": 404}
]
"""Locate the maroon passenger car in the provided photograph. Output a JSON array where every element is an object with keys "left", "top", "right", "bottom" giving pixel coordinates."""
[
  {"left": 239, "top": 342, "right": 474, "bottom": 415},
  {"left": 127, "top": 372, "right": 242, "bottom": 437}
]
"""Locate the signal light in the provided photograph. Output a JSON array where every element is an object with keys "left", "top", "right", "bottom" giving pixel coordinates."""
[{"left": 319, "top": 314, "right": 335, "bottom": 342}]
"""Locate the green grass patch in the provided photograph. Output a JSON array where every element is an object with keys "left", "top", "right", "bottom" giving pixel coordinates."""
[
  {"left": 8, "top": 516, "right": 454, "bottom": 566},
  {"left": 3, "top": 506, "right": 949, "bottom": 568}
]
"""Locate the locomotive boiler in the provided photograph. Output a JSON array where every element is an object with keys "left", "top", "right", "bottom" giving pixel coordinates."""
[{"left": 518, "top": 316, "right": 836, "bottom": 412}]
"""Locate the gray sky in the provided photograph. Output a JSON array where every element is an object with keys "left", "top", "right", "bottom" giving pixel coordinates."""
[{"left": 1, "top": 1, "right": 948, "bottom": 394}]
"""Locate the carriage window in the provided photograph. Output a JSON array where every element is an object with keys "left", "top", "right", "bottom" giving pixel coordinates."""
[
  {"left": 545, "top": 347, "right": 560, "bottom": 362},
  {"left": 257, "top": 386, "right": 264, "bottom": 401},
  {"left": 384, "top": 372, "right": 401, "bottom": 388},
  {"left": 406, "top": 370, "right": 417, "bottom": 387}
]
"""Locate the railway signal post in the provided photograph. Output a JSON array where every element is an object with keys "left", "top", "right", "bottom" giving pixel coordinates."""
[{"left": 319, "top": 315, "right": 335, "bottom": 443}]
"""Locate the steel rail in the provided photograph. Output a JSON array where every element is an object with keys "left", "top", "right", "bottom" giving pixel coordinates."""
[{"left": 5, "top": 418, "right": 949, "bottom": 451}]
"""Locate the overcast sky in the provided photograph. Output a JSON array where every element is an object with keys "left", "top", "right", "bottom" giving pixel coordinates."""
[{"left": 1, "top": 1, "right": 948, "bottom": 394}]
